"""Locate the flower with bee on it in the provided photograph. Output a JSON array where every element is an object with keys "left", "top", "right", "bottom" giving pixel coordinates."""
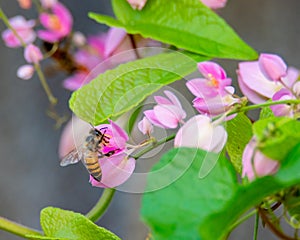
[{"left": 59, "top": 118, "right": 135, "bottom": 188}]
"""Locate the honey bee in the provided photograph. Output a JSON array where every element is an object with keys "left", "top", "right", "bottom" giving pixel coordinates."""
[
  {"left": 60, "top": 127, "right": 115, "bottom": 181},
  {"left": 43, "top": 41, "right": 89, "bottom": 75}
]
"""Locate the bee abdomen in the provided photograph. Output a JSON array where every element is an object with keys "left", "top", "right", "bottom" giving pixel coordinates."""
[{"left": 84, "top": 153, "right": 102, "bottom": 182}]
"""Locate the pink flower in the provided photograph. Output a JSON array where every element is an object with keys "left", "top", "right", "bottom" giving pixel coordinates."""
[
  {"left": 187, "top": 61, "right": 239, "bottom": 116},
  {"left": 17, "top": 64, "right": 34, "bottom": 80},
  {"left": 237, "top": 61, "right": 283, "bottom": 104},
  {"left": 270, "top": 88, "right": 295, "bottom": 117},
  {"left": 126, "top": 0, "right": 148, "bottom": 10},
  {"left": 89, "top": 153, "right": 135, "bottom": 188},
  {"left": 40, "top": 0, "right": 58, "bottom": 8},
  {"left": 242, "top": 137, "right": 279, "bottom": 181},
  {"left": 259, "top": 53, "right": 287, "bottom": 82},
  {"left": 17, "top": 0, "right": 32, "bottom": 9},
  {"left": 138, "top": 117, "right": 153, "bottom": 135},
  {"left": 38, "top": 2, "right": 72, "bottom": 42},
  {"left": 24, "top": 44, "right": 43, "bottom": 63},
  {"left": 200, "top": 0, "right": 227, "bottom": 9},
  {"left": 144, "top": 91, "right": 186, "bottom": 129},
  {"left": 95, "top": 120, "right": 129, "bottom": 156},
  {"left": 1, "top": 16, "right": 36, "bottom": 48},
  {"left": 174, "top": 115, "right": 227, "bottom": 153},
  {"left": 187, "top": 61, "right": 232, "bottom": 98},
  {"left": 237, "top": 53, "right": 299, "bottom": 104}
]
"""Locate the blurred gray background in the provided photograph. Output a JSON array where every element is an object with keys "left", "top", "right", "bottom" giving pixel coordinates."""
[{"left": 0, "top": 0, "right": 299, "bottom": 239}]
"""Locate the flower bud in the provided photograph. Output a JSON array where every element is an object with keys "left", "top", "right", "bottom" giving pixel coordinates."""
[
  {"left": 16, "top": 64, "right": 34, "bottom": 80},
  {"left": 24, "top": 44, "right": 43, "bottom": 63},
  {"left": 138, "top": 117, "right": 153, "bottom": 135}
]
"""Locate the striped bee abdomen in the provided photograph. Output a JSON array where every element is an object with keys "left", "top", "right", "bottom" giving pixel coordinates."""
[{"left": 83, "top": 151, "right": 102, "bottom": 181}]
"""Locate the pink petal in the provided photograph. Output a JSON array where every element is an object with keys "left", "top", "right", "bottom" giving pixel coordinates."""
[
  {"left": 242, "top": 138, "right": 279, "bottom": 181},
  {"left": 174, "top": 115, "right": 226, "bottom": 153},
  {"left": 63, "top": 73, "right": 87, "bottom": 91},
  {"left": 186, "top": 78, "right": 206, "bottom": 97},
  {"left": 164, "top": 90, "right": 183, "bottom": 110},
  {"left": 138, "top": 117, "right": 153, "bottom": 135},
  {"left": 270, "top": 89, "right": 294, "bottom": 117},
  {"left": 238, "top": 61, "right": 283, "bottom": 101},
  {"left": 154, "top": 96, "right": 172, "bottom": 105},
  {"left": 144, "top": 110, "right": 166, "bottom": 128},
  {"left": 153, "top": 105, "right": 184, "bottom": 129},
  {"left": 90, "top": 154, "right": 135, "bottom": 188},
  {"left": 109, "top": 119, "right": 129, "bottom": 142},
  {"left": 281, "top": 66, "right": 300, "bottom": 88},
  {"left": 259, "top": 53, "right": 287, "bottom": 82},
  {"left": 127, "top": 0, "right": 148, "bottom": 10},
  {"left": 37, "top": 30, "right": 61, "bottom": 42},
  {"left": 104, "top": 27, "right": 127, "bottom": 58},
  {"left": 200, "top": 0, "right": 227, "bottom": 9},
  {"left": 198, "top": 61, "right": 227, "bottom": 80}
]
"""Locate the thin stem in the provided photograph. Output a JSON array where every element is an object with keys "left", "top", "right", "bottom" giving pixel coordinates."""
[
  {"left": 0, "top": 7, "right": 26, "bottom": 47},
  {"left": 228, "top": 99, "right": 300, "bottom": 116},
  {"left": 86, "top": 188, "right": 116, "bottom": 222},
  {"left": 34, "top": 63, "right": 57, "bottom": 106},
  {"left": 132, "top": 134, "right": 176, "bottom": 160},
  {"left": 253, "top": 210, "right": 259, "bottom": 240},
  {"left": 0, "top": 216, "right": 43, "bottom": 238},
  {"left": 229, "top": 209, "right": 257, "bottom": 232}
]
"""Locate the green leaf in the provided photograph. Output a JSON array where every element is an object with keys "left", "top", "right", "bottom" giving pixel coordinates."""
[
  {"left": 26, "top": 235, "right": 65, "bottom": 240},
  {"left": 200, "top": 143, "right": 300, "bottom": 239},
  {"left": 140, "top": 148, "right": 237, "bottom": 240},
  {"left": 40, "top": 207, "right": 120, "bottom": 240},
  {"left": 69, "top": 51, "right": 207, "bottom": 125},
  {"left": 225, "top": 113, "right": 253, "bottom": 172},
  {"left": 253, "top": 117, "right": 300, "bottom": 160},
  {"left": 89, "top": 0, "right": 257, "bottom": 60}
]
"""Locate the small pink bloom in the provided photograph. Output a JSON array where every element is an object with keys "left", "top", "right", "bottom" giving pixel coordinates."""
[
  {"left": 72, "top": 31, "right": 86, "bottom": 47},
  {"left": 144, "top": 91, "right": 186, "bottom": 129},
  {"left": 24, "top": 44, "right": 43, "bottom": 63},
  {"left": 18, "top": 0, "right": 32, "bottom": 9},
  {"left": 1, "top": 16, "right": 36, "bottom": 48},
  {"left": 242, "top": 137, "right": 279, "bottom": 181},
  {"left": 89, "top": 153, "right": 135, "bottom": 188},
  {"left": 17, "top": 64, "right": 34, "bottom": 80},
  {"left": 237, "top": 61, "right": 283, "bottom": 104},
  {"left": 38, "top": 2, "right": 72, "bottom": 42},
  {"left": 138, "top": 117, "right": 153, "bottom": 135},
  {"left": 187, "top": 61, "right": 232, "bottom": 98},
  {"left": 193, "top": 93, "right": 239, "bottom": 116},
  {"left": 259, "top": 53, "right": 287, "bottom": 82},
  {"left": 127, "top": 0, "right": 148, "bottom": 10},
  {"left": 40, "top": 0, "right": 58, "bottom": 8},
  {"left": 283, "top": 67, "right": 300, "bottom": 89},
  {"left": 174, "top": 115, "right": 227, "bottom": 153},
  {"left": 270, "top": 89, "right": 295, "bottom": 117},
  {"left": 200, "top": 0, "right": 227, "bottom": 9}
]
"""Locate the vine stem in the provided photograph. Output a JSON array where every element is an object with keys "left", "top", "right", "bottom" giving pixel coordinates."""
[
  {"left": 253, "top": 210, "right": 259, "bottom": 240},
  {"left": 228, "top": 99, "right": 300, "bottom": 116},
  {"left": 0, "top": 216, "right": 43, "bottom": 238},
  {"left": 132, "top": 134, "right": 176, "bottom": 160},
  {"left": 0, "top": 6, "right": 57, "bottom": 107},
  {"left": 86, "top": 188, "right": 116, "bottom": 222}
]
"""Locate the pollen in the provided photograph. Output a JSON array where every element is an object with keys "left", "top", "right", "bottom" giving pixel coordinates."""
[
  {"left": 48, "top": 15, "right": 62, "bottom": 31},
  {"left": 207, "top": 73, "right": 219, "bottom": 88}
]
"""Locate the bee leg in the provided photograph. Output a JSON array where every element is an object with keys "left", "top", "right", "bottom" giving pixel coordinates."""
[{"left": 92, "top": 175, "right": 101, "bottom": 182}]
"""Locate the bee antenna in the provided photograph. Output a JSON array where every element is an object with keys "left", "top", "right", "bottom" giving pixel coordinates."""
[{"left": 88, "top": 122, "right": 95, "bottom": 129}]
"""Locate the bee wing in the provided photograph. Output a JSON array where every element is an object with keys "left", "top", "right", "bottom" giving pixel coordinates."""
[{"left": 60, "top": 145, "right": 84, "bottom": 167}]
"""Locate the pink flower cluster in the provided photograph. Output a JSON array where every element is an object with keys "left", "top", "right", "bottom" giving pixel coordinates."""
[{"left": 238, "top": 53, "right": 300, "bottom": 117}]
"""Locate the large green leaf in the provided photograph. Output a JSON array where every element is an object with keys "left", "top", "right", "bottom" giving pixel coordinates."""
[
  {"left": 200, "top": 143, "right": 300, "bottom": 239},
  {"left": 253, "top": 117, "right": 300, "bottom": 160},
  {"left": 141, "top": 144, "right": 300, "bottom": 239},
  {"left": 69, "top": 51, "right": 207, "bottom": 124},
  {"left": 39, "top": 207, "right": 120, "bottom": 240},
  {"left": 89, "top": 0, "right": 257, "bottom": 60},
  {"left": 141, "top": 148, "right": 237, "bottom": 240},
  {"left": 225, "top": 113, "right": 253, "bottom": 172}
]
